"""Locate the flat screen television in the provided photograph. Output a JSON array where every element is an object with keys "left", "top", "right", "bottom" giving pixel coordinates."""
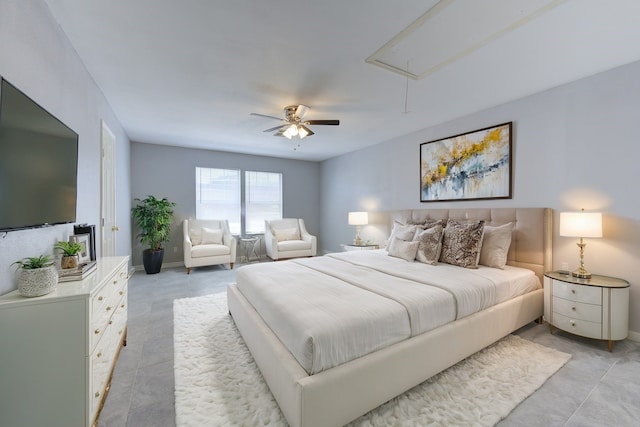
[{"left": 0, "top": 78, "right": 79, "bottom": 231}]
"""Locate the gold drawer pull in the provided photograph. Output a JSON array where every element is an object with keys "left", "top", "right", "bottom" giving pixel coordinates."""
[
  {"left": 94, "top": 329, "right": 101, "bottom": 335},
  {"left": 98, "top": 296, "right": 104, "bottom": 301},
  {"left": 97, "top": 352, "right": 102, "bottom": 358},
  {"left": 571, "top": 289, "right": 576, "bottom": 294},
  {"left": 106, "top": 306, "right": 112, "bottom": 311},
  {"left": 119, "top": 291, "right": 124, "bottom": 296},
  {"left": 95, "top": 391, "right": 100, "bottom": 398},
  {"left": 571, "top": 306, "right": 576, "bottom": 311},
  {"left": 570, "top": 320, "right": 576, "bottom": 327},
  {"left": 113, "top": 280, "right": 118, "bottom": 285},
  {"left": 121, "top": 304, "right": 125, "bottom": 308},
  {"left": 109, "top": 320, "right": 113, "bottom": 325}
]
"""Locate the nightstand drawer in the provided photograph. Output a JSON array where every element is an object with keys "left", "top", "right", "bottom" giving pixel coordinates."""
[
  {"left": 552, "top": 279, "right": 601, "bottom": 305},
  {"left": 552, "top": 312, "right": 602, "bottom": 339},
  {"left": 552, "top": 297, "right": 601, "bottom": 323}
]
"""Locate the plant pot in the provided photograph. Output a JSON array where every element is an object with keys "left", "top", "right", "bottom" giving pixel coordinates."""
[
  {"left": 60, "top": 255, "right": 79, "bottom": 269},
  {"left": 142, "top": 248, "right": 164, "bottom": 274},
  {"left": 17, "top": 265, "right": 58, "bottom": 297}
]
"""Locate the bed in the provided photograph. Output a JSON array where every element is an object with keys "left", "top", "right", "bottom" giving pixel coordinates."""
[{"left": 227, "top": 208, "right": 552, "bottom": 427}]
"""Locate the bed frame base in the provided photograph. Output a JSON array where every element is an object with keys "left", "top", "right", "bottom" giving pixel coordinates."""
[{"left": 228, "top": 284, "right": 543, "bottom": 427}]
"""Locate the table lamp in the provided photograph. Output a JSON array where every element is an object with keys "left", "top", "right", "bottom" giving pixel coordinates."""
[
  {"left": 348, "top": 212, "right": 368, "bottom": 246},
  {"left": 559, "top": 209, "right": 602, "bottom": 279}
]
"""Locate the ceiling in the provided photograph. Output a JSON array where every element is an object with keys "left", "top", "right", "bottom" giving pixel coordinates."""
[{"left": 43, "top": 0, "right": 640, "bottom": 161}]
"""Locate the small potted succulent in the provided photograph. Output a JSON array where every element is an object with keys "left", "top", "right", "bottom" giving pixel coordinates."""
[
  {"left": 12, "top": 255, "right": 58, "bottom": 297},
  {"left": 54, "top": 241, "right": 84, "bottom": 269}
]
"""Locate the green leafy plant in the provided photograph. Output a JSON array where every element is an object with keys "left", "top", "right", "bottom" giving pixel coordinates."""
[
  {"left": 54, "top": 241, "right": 83, "bottom": 256},
  {"left": 131, "top": 195, "right": 176, "bottom": 251},
  {"left": 12, "top": 255, "right": 54, "bottom": 270}
]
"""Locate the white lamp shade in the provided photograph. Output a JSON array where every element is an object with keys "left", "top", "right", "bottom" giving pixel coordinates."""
[
  {"left": 348, "top": 211, "right": 368, "bottom": 226},
  {"left": 559, "top": 212, "right": 602, "bottom": 238}
]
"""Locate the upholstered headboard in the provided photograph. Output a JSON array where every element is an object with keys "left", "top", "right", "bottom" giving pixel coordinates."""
[{"left": 388, "top": 208, "right": 552, "bottom": 282}]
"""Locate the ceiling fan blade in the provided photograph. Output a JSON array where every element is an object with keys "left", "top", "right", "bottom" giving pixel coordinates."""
[
  {"left": 250, "top": 112, "right": 283, "bottom": 121},
  {"left": 263, "top": 124, "right": 287, "bottom": 133},
  {"left": 274, "top": 129, "right": 286, "bottom": 137},
  {"left": 306, "top": 119, "right": 340, "bottom": 126},
  {"left": 295, "top": 105, "right": 310, "bottom": 119}
]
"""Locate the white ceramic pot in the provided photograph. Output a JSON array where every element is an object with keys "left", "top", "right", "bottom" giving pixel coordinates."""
[{"left": 17, "top": 265, "right": 58, "bottom": 297}]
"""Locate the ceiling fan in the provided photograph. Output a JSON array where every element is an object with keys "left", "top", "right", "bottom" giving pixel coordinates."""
[{"left": 250, "top": 105, "right": 339, "bottom": 139}]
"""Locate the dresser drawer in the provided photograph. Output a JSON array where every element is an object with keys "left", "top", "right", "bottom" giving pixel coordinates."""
[
  {"left": 552, "top": 279, "right": 601, "bottom": 304},
  {"left": 552, "top": 311, "right": 602, "bottom": 339},
  {"left": 552, "top": 296, "right": 601, "bottom": 323}
]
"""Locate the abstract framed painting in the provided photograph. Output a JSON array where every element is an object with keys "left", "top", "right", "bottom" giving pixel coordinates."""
[{"left": 420, "top": 122, "right": 512, "bottom": 202}]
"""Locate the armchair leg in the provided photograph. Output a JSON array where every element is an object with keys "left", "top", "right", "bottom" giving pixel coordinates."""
[
  {"left": 229, "top": 262, "right": 234, "bottom": 270},
  {"left": 186, "top": 267, "right": 191, "bottom": 274}
]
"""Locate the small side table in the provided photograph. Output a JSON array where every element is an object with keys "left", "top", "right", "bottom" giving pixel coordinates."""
[
  {"left": 239, "top": 236, "right": 261, "bottom": 263},
  {"left": 341, "top": 243, "right": 380, "bottom": 252},
  {"left": 543, "top": 271, "right": 629, "bottom": 351}
]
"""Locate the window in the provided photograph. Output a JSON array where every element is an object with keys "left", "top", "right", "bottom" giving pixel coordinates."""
[
  {"left": 195, "top": 167, "right": 241, "bottom": 234},
  {"left": 195, "top": 167, "right": 282, "bottom": 235},
  {"left": 245, "top": 171, "right": 282, "bottom": 234}
]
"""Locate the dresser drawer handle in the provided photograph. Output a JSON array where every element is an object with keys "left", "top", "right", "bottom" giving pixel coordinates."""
[
  {"left": 109, "top": 320, "right": 113, "bottom": 325},
  {"left": 113, "top": 280, "right": 118, "bottom": 285},
  {"left": 95, "top": 391, "right": 100, "bottom": 398},
  {"left": 571, "top": 306, "right": 576, "bottom": 311},
  {"left": 98, "top": 296, "right": 104, "bottom": 301},
  {"left": 95, "top": 328, "right": 100, "bottom": 335},
  {"left": 570, "top": 320, "right": 576, "bottom": 327},
  {"left": 97, "top": 352, "right": 102, "bottom": 358},
  {"left": 121, "top": 304, "right": 125, "bottom": 308},
  {"left": 571, "top": 289, "right": 576, "bottom": 294},
  {"left": 119, "top": 291, "right": 124, "bottom": 296},
  {"left": 106, "top": 306, "right": 112, "bottom": 311}
]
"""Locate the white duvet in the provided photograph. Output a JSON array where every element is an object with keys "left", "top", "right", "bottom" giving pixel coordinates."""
[{"left": 235, "top": 250, "right": 540, "bottom": 375}]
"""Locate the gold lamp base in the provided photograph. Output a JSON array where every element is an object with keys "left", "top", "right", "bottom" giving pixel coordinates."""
[{"left": 571, "top": 267, "right": 592, "bottom": 279}]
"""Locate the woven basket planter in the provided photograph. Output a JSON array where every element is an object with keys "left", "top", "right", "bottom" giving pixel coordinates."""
[{"left": 17, "top": 265, "right": 58, "bottom": 297}]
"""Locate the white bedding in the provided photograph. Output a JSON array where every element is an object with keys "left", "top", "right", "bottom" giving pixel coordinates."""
[{"left": 235, "top": 250, "right": 540, "bottom": 375}]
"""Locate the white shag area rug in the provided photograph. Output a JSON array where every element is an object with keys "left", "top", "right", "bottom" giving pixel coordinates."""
[{"left": 174, "top": 293, "right": 570, "bottom": 427}]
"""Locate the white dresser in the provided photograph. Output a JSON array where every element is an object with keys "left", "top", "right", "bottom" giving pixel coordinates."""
[
  {"left": 543, "top": 271, "right": 629, "bottom": 351},
  {"left": 0, "top": 256, "right": 129, "bottom": 427}
]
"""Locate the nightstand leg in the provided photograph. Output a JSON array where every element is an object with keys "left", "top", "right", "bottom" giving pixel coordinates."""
[{"left": 608, "top": 340, "right": 614, "bottom": 352}]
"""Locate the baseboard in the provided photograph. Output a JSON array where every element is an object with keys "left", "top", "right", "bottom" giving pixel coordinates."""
[
  {"left": 132, "top": 261, "right": 184, "bottom": 272},
  {"left": 627, "top": 330, "right": 640, "bottom": 342}
]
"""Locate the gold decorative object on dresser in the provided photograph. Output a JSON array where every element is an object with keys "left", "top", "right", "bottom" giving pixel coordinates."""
[
  {"left": 0, "top": 256, "right": 129, "bottom": 427},
  {"left": 543, "top": 271, "right": 629, "bottom": 351}
]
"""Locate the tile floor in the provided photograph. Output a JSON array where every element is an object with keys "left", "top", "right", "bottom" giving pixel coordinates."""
[{"left": 98, "top": 264, "right": 640, "bottom": 426}]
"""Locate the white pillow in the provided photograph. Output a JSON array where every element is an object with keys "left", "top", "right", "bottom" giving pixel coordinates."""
[
  {"left": 388, "top": 237, "right": 419, "bottom": 262},
  {"left": 201, "top": 227, "right": 223, "bottom": 245},
  {"left": 479, "top": 222, "right": 513, "bottom": 269},
  {"left": 189, "top": 228, "right": 203, "bottom": 245},
  {"left": 386, "top": 221, "right": 418, "bottom": 250},
  {"left": 274, "top": 227, "right": 301, "bottom": 241}
]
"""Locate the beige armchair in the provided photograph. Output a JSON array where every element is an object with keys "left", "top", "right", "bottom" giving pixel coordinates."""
[
  {"left": 183, "top": 219, "right": 237, "bottom": 273},
  {"left": 264, "top": 218, "right": 317, "bottom": 260}
]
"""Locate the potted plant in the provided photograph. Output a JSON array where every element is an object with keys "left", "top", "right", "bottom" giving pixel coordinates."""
[
  {"left": 131, "top": 195, "right": 176, "bottom": 274},
  {"left": 54, "top": 240, "right": 83, "bottom": 269},
  {"left": 12, "top": 255, "right": 58, "bottom": 297}
]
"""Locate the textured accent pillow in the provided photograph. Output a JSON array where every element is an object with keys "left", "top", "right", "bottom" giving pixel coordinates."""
[
  {"left": 274, "top": 227, "right": 301, "bottom": 241},
  {"left": 407, "top": 219, "right": 445, "bottom": 228},
  {"left": 189, "top": 228, "right": 203, "bottom": 245},
  {"left": 386, "top": 221, "right": 418, "bottom": 249},
  {"left": 479, "top": 222, "right": 513, "bottom": 269},
  {"left": 415, "top": 224, "right": 444, "bottom": 265},
  {"left": 201, "top": 227, "right": 223, "bottom": 245},
  {"left": 439, "top": 219, "right": 485, "bottom": 268},
  {"left": 388, "top": 237, "right": 419, "bottom": 262}
]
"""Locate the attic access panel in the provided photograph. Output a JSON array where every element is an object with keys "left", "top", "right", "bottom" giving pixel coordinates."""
[{"left": 366, "top": 0, "right": 565, "bottom": 79}]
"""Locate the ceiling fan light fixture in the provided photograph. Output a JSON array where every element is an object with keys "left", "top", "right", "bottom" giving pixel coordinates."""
[
  {"left": 283, "top": 124, "right": 298, "bottom": 139},
  {"left": 298, "top": 126, "right": 310, "bottom": 139}
]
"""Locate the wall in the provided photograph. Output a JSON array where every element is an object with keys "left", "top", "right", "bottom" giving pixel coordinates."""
[
  {"left": 130, "top": 142, "right": 321, "bottom": 267},
  {"left": 0, "top": 0, "right": 131, "bottom": 295},
  {"left": 321, "top": 60, "right": 640, "bottom": 337}
]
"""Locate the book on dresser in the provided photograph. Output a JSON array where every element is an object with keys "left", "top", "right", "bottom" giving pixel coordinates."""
[{"left": 57, "top": 260, "right": 97, "bottom": 282}]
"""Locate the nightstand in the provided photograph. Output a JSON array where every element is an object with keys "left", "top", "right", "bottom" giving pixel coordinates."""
[
  {"left": 543, "top": 271, "right": 629, "bottom": 351},
  {"left": 341, "top": 243, "right": 380, "bottom": 251}
]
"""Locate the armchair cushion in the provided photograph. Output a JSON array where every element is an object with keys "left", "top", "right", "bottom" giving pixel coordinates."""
[
  {"left": 192, "top": 244, "right": 230, "bottom": 258},
  {"left": 274, "top": 227, "right": 301, "bottom": 242},
  {"left": 201, "top": 227, "right": 223, "bottom": 245}
]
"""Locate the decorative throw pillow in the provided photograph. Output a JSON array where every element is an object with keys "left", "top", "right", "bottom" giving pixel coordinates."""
[
  {"left": 274, "top": 227, "right": 301, "bottom": 241},
  {"left": 386, "top": 221, "right": 418, "bottom": 249},
  {"left": 388, "top": 237, "right": 419, "bottom": 262},
  {"left": 189, "top": 228, "right": 203, "bottom": 245},
  {"left": 407, "top": 219, "right": 445, "bottom": 229},
  {"left": 439, "top": 219, "right": 485, "bottom": 268},
  {"left": 479, "top": 222, "right": 513, "bottom": 269},
  {"left": 201, "top": 227, "right": 223, "bottom": 245},
  {"left": 415, "top": 224, "right": 444, "bottom": 265}
]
